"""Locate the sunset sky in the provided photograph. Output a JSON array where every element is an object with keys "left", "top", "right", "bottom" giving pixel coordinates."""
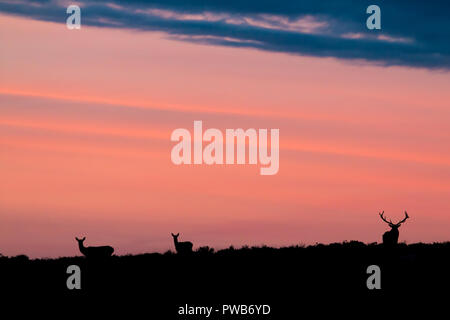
[{"left": 1, "top": 1, "right": 449, "bottom": 258}]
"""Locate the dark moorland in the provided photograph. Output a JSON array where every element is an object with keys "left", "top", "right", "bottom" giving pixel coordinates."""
[{"left": 1, "top": 242, "right": 449, "bottom": 315}]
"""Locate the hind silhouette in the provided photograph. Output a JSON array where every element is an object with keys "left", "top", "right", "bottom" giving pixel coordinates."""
[
  {"left": 75, "top": 237, "right": 114, "bottom": 258},
  {"left": 379, "top": 211, "right": 409, "bottom": 246},
  {"left": 171, "top": 233, "right": 193, "bottom": 254}
]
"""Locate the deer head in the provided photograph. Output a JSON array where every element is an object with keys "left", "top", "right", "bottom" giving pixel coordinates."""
[
  {"left": 171, "top": 233, "right": 179, "bottom": 240},
  {"left": 75, "top": 237, "right": 86, "bottom": 243},
  {"left": 379, "top": 211, "right": 409, "bottom": 230}
]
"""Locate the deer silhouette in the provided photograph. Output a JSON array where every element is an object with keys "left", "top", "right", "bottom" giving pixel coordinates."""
[
  {"left": 75, "top": 237, "right": 114, "bottom": 258},
  {"left": 171, "top": 233, "right": 193, "bottom": 254},
  {"left": 379, "top": 211, "right": 409, "bottom": 246}
]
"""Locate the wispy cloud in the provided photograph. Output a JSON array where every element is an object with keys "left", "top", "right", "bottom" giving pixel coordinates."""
[{"left": 1, "top": 0, "right": 449, "bottom": 69}]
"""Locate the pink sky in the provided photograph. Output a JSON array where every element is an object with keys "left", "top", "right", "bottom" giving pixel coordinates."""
[{"left": 1, "top": 14, "right": 449, "bottom": 258}]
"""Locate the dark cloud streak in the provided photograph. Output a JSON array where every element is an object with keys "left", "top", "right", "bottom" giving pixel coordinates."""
[{"left": 1, "top": 0, "right": 449, "bottom": 69}]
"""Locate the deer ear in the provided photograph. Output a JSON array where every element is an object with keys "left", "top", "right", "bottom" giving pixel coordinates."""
[
  {"left": 82, "top": 237, "right": 86, "bottom": 241},
  {"left": 176, "top": 233, "right": 179, "bottom": 237},
  {"left": 171, "top": 233, "right": 175, "bottom": 236},
  {"left": 75, "top": 237, "right": 79, "bottom": 241}
]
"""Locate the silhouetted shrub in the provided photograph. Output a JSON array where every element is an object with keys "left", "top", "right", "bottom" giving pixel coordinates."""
[
  {"left": 11, "top": 254, "right": 29, "bottom": 262},
  {"left": 196, "top": 246, "right": 214, "bottom": 255}
]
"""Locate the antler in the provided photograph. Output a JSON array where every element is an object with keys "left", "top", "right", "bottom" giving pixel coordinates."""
[
  {"left": 395, "top": 211, "right": 409, "bottom": 226},
  {"left": 379, "top": 211, "right": 394, "bottom": 226}
]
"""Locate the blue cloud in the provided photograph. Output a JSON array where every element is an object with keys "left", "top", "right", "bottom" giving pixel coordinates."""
[{"left": 1, "top": 0, "right": 449, "bottom": 69}]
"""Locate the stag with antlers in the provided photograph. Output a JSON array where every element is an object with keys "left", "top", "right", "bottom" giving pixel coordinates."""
[{"left": 379, "top": 211, "right": 409, "bottom": 246}]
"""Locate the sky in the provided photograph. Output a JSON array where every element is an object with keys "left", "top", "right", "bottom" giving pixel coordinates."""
[{"left": 1, "top": 1, "right": 449, "bottom": 258}]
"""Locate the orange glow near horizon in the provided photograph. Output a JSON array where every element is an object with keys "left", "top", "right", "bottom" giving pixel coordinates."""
[{"left": 0, "top": 14, "right": 449, "bottom": 258}]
